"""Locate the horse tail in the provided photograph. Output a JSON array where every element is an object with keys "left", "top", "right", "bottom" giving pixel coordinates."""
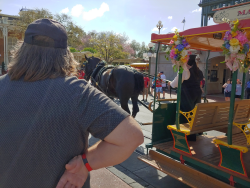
[{"left": 134, "top": 71, "right": 144, "bottom": 94}]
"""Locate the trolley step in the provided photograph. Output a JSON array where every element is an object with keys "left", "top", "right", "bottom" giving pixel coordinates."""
[{"left": 138, "top": 150, "right": 233, "bottom": 188}]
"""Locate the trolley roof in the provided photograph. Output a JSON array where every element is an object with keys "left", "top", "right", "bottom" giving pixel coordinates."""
[{"left": 151, "top": 19, "right": 250, "bottom": 52}]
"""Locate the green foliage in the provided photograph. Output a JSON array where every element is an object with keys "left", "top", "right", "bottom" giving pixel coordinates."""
[
  {"left": 90, "top": 31, "right": 129, "bottom": 64},
  {"left": 81, "top": 47, "right": 97, "bottom": 54},
  {"left": 70, "top": 47, "right": 78, "bottom": 53}
]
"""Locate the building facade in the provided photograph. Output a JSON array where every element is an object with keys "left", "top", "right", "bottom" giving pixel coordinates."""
[
  {"left": 198, "top": 0, "right": 250, "bottom": 26},
  {"left": 149, "top": 44, "right": 248, "bottom": 95},
  {"left": 0, "top": 11, "right": 22, "bottom": 75}
]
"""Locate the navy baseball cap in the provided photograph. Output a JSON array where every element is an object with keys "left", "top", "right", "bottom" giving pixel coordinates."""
[{"left": 24, "top": 19, "right": 67, "bottom": 49}]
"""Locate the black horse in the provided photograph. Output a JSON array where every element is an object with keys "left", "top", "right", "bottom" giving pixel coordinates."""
[{"left": 84, "top": 56, "right": 144, "bottom": 117}]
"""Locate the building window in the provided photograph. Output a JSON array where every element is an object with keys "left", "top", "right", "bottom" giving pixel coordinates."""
[{"left": 8, "top": 37, "right": 17, "bottom": 50}]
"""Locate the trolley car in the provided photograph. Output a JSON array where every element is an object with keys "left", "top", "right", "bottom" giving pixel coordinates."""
[{"left": 139, "top": 19, "right": 250, "bottom": 188}]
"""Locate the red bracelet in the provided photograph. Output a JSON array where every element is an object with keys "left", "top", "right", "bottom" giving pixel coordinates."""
[{"left": 82, "top": 154, "right": 93, "bottom": 172}]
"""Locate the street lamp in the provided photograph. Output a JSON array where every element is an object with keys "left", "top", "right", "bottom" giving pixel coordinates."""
[
  {"left": 148, "top": 43, "right": 155, "bottom": 57},
  {"left": 156, "top": 20, "right": 163, "bottom": 34}
]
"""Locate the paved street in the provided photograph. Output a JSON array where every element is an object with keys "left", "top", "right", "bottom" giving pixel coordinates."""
[{"left": 89, "top": 92, "right": 226, "bottom": 188}]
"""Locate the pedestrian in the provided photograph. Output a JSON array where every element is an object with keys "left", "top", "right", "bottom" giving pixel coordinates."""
[
  {"left": 168, "top": 55, "right": 203, "bottom": 141},
  {"left": 78, "top": 69, "right": 85, "bottom": 79},
  {"left": 200, "top": 77, "right": 205, "bottom": 93},
  {"left": 246, "top": 78, "right": 250, "bottom": 99},
  {"left": 160, "top": 71, "right": 167, "bottom": 99},
  {"left": 151, "top": 77, "right": 156, "bottom": 96},
  {"left": 235, "top": 79, "right": 242, "bottom": 100},
  {"left": 143, "top": 76, "right": 150, "bottom": 101},
  {"left": 0, "top": 19, "right": 144, "bottom": 188},
  {"left": 154, "top": 74, "right": 162, "bottom": 99},
  {"left": 223, "top": 78, "right": 232, "bottom": 101}
]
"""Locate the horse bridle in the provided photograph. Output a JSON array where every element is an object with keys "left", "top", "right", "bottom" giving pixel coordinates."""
[{"left": 85, "top": 60, "right": 102, "bottom": 80}]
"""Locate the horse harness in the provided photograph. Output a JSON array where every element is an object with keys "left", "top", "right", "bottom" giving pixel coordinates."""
[{"left": 90, "top": 61, "right": 115, "bottom": 95}]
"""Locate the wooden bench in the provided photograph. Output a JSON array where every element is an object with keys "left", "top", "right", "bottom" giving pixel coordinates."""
[
  {"left": 167, "top": 100, "right": 250, "bottom": 136},
  {"left": 211, "top": 100, "right": 250, "bottom": 177},
  {"left": 166, "top": 100, "right": 250, "bottom": 155}
]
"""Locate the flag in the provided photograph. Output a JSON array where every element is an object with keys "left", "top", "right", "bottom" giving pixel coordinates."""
[{"left": 181, "top": 18, "right": 185, "bottom": 23}]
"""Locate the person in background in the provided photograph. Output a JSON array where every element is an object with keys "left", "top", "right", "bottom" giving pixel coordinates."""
[
  {"left": 160, "top": 71, "right": 167, "bottom": 99},
  {"left": 0, "top": 19, "right": 144, "bottom": 188},
  {"left": 200, "top": 77, "right": 205, "bottom": 93},
  {"left": 235, "top": 79, "right": 242, "bottom": 100},
  {"left": 143, "top": 76, "right": 150, "bottom": 102},
  {"left": 168, "top": 55, "right": 203, "bottom": 141},
  {"left": 151, "top": 77, "right": 156, "bottom": 96},
  {"left": 223, "top": 78, "right": 232, "bottom": 101},
  {"left": 78, "top": 69, "right": 85, "bottom": 79},
  {"left": 246, "top": 78, "right": 250, "bottom": 99},
  {"left": 154, "top": 74, "right": 162, "bottom": 99}
]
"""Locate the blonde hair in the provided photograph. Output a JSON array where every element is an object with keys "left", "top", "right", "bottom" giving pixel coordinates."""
[{"left": 8, "top": 36, "right": 78, "bottom": 82}]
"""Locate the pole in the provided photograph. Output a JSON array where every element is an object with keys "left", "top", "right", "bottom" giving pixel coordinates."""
[
  {"left": 153, "top": 42, "right": 160, "bottom": 112},
  {"left": 148, "top": 57, "right": 151, "bottom": 95},
  {"left": 183, "top": 17, "right": 185, "bottom": 31},
  {"left": 241, "top": 72, "right": 246, "bottom": 99},
  {"left": 227, "top": 70, "right": 238, "bottom": 145},
  {"left": 175, "top": 70, "right": 182, "bottom": 130},
  {"left": 204, "top": 50, "right": 210, "bottom": 102}
]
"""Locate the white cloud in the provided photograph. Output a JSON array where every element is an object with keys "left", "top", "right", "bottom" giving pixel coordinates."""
[
  {"left": 171, "top": 27, "right": 179, "bottom": 32},
  {"left": 152, "top": 27, "right": 158, "bottom": 32},
  {"left": 162, "top": 28, "right": 167, "bottom": 31},
  {"left": 60, "top": 7, "right": 69, "bottom": 14},
  {"left": 82, "top": 2, "right": 109, "bottom": 21},
  {"left": 71, "top": 4, "right": 84, "bottom": 17},
  {"left": 168, "top": 16, "right": 172, "bottom": 20},
  {"left": 192, "top": 7, "right": 202, "bottom": 13}
]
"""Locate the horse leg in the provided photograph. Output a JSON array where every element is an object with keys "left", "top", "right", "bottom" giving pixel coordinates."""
[
  {"left": 131, "top": 95, "right": 139, "bottom": 118},
  {"left": 120, "top": 98, "right": 131, "bottom": 115}
]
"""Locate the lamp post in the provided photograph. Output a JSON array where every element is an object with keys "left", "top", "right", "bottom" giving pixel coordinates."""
[
  {"left": 156, "top": 20, "right": 163, "bottom": 34},
  {"left": 148, "top": 43, "right": 156, "bottom": 94}
]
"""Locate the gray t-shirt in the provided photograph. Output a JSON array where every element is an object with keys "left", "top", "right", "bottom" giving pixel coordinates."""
[
  {"left": 0, "top": 74, "right": 129, "bottom": 188},
  {"left": 224, "top": 83, "right": 232, "bottom": 93}
]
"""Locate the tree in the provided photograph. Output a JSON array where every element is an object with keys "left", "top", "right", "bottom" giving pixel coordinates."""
[
  {"left": 90, "top": 31, "right": 129, "bottom": 64},
  {"left": 122, "top": 43, "right": 135, "bottom": 57},
  {"left": 137, "top": 42, "right": 149, "bottom": 58},
  {"left": 130, "top": 40, "right": 141, "bottom": 57},
  {"left": 77, "top": 30, "right": 99, "bottom": 51},
  {"left": 54, "top": 13, "right": 85, "bottom": 48}
]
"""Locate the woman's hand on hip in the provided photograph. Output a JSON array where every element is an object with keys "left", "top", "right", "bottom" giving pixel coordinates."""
[{"left": 56, "top": 155, "right": 88, "bottom": 188}]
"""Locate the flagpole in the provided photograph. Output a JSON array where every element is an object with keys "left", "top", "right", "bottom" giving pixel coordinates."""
[{"left": 183, "top": 17, "right": 185, "bottom": 31}]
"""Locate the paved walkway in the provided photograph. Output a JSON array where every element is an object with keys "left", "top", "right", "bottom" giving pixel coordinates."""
[{"left": 89, "top": 92, "right": 227, "bottom": 188}]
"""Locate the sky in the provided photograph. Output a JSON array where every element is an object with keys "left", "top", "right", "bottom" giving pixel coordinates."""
[{"left": 0, "top": 0, "right": 216, "bottom": 45}]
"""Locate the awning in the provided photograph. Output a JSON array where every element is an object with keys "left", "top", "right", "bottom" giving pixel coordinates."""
[
  {"left": 112, "top": 58, "right": 144, "bottom": 63},
  {"left": 130, "top": 63, "right": 149, "bottom": 70},
  {"left": 151, "top": 19, "right": 250, "bottom": 52}
]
